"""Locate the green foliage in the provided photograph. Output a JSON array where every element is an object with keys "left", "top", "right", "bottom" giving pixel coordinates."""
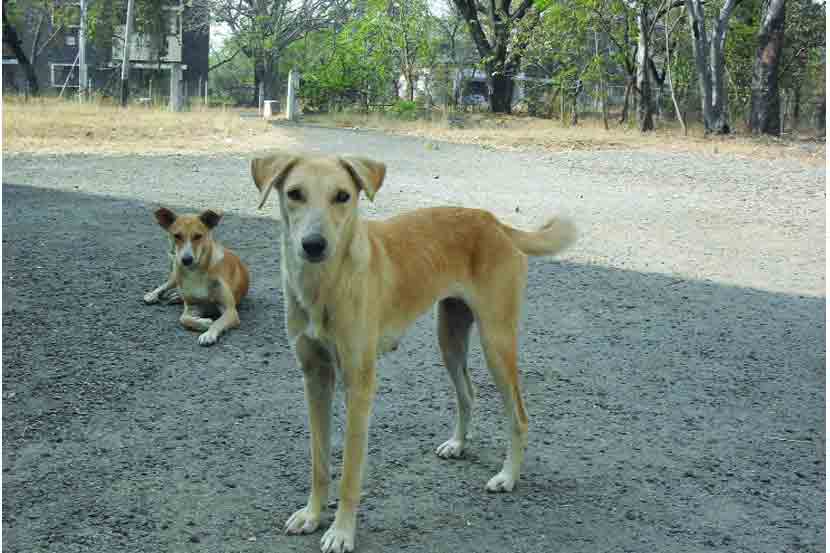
[
  {"left": 5, "top": 0, "right": 80, "bottom": 30},
  {"left": 389, "top": 99, "right": 418, "bottom": 119},
  {"left": 289, "top": 12, "right": 397, "bottom": 111},
  {"left": 288, "top": 0, "right": 438, "bottom": 110},
  {"left": 725, "top": 0, "right": 760, "bottom": 120}
]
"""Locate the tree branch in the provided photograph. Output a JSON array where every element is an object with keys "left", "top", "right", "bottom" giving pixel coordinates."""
[{"left": 208, "top": 47, "right": 243, "bottom": 72}]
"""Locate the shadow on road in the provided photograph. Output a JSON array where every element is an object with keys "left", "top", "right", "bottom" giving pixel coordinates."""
[{"left": 3, "top": 183, "right": 824, "bottom": 553}]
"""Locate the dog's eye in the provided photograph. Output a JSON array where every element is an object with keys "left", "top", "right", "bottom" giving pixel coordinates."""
[
  {"left": 334, "top": 190, "right": 350, "bottom": 204},
  {"left": 174, "top": 233, "right": 183, "bottom": 241},
  {"left": 286, "top": 189, "right": 304, "bottom": 202},
  {"left": 193, "top": 234, "right": 203, "bottom": 241}
]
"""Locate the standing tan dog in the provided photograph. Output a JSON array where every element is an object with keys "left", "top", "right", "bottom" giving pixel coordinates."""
[
  {"left": 252, "top": 152, "right": 576, "bottom": 553},
  {"left": 144, "top": 207, "right": 250, "bottom": 346}
]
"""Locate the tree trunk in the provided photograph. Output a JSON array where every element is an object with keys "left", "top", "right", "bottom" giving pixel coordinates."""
[
  {"left": 749, "top": 0, "right": 786, "bottom": 135},
  {"left": 595, "top": 32, "right": 609, "bottom": 131},
  {"left": 620, "top": 80, "right": 633, "bottom": 124},
  {"left": 2, "top": 3, "right": 40, "bottom": 95},
  {"left": 815, "top": 93, "right": 825, "bottom": 137},
  {"left": 253, "top": 55, "right": 278, "bottom": 107},
  {"left": 489, "top": 69, "right": 514, "bottom": 114},
  {"left": 686, "top": 0, "right": 738, "bottom": 135},
  {"left": 792, "top": 85, "right": 801, "bottom": 127},
  {"left": 260, "top": 56, "right": 277, "bottom": 102},
  {"left": 636, "top": 8, "right": 655, "bottom": 132},
  {"left": 253, "top": 63, "right": 263, "bottom": 107},
  {"left": 406, "top": 73, "right": 416, "bottom": 101},
  {"left": 600, "top": 80, "right": 609, "bottom": 130},
  {"left": 451, "top": 0, "right": 535, "bottom": 116}
]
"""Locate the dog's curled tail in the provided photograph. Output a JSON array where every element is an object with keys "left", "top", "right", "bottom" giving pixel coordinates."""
[{"left": 502, "top": 217, "right": 577, "bottom": 257}]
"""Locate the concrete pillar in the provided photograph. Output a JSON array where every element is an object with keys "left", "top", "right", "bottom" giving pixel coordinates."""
[
  {"left": 169, "top": 64, "right": 183, "bottom": 112},
  {"left": 285, "top": 69, "right": 300, "bottom": 121}
]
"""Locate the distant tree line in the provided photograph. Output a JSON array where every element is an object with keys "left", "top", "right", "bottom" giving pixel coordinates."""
[{"left": 4, "top": 0, "right": 825, "bottom": 135}]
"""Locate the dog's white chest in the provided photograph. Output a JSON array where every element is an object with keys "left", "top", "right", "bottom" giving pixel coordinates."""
[{"left": 181, "top": 271, "right": 212, "bottom": 302}]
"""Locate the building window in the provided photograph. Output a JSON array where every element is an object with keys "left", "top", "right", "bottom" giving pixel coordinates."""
[{"left": 51, "top": 63, "right": 79, "bottom": 87}]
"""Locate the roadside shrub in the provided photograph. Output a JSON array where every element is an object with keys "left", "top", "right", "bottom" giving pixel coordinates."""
[{"left": 390, "top": 100, "right": 418, "bottom": 120}]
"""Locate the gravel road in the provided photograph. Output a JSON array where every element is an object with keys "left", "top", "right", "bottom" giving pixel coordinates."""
[{"left": 3, "top": 125, "right": 825, "bottom": 553}]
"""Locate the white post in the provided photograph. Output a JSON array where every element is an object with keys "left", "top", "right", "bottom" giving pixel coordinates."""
[
  {"left": 78, "top": 0, "right": 87, "bottom": 102},
  {"left": 285, "top": 69, "right": 299, "bottom": 121}
]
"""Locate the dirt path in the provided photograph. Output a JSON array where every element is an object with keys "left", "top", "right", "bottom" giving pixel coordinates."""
[{"left": 2, "top": 126, "right": 825, "bottom": 553}]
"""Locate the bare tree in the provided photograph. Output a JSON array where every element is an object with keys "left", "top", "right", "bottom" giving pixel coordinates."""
[
  {"left": 684, "top": 0, "right": 741, "bottom": 134},
  {"left": 450, "top": 0, "right": 539, "bottom": 113},
  {"left": 210, "top": 0, "right": 350, "bottom": 106},
  {"left": 749, "top": 0, "right": 786, "bottom": 135},
  {"left": 629, "top": 0, "right": 684, "bottom": 131}
]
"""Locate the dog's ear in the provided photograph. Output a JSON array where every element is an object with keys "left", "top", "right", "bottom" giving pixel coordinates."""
[
  {"left": 251, "top": 152, "right": 300, "bottom": 209},
  {"left": 199, "top": 209, "right": 223, "bottom": 229},
  {"left": 155, "top": 207, "right": 177, "bottom": 230},
  {"left": 339, "top": 156, "right": 386, "bottom": 202}
]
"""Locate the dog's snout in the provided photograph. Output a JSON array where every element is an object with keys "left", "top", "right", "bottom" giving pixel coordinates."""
[
  {"left": 181, "top": 254, "right": 194, "bottom": 266},
  {"left": 301, "top": 234, "right": 327, "bottom": 260}
]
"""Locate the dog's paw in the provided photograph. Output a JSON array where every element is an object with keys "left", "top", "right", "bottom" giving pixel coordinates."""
[
  {"left": 485, "top": 471, "right": 517, "bottom": 493},
  {"left": 143, "top": 291, "right": 161, "bottom": 304},
  {"left": 198, "top": 330, "right": 218, "bottom": 346},
  {"left": 284, "top": 507, "right": 321, "bottom": 535},
  {"left": 320, "top": 524, "right": 355, "bottom": 553},
  {"left": 163, "top": 289, "right": 183, "bottom": 305},
  {"left": 435, "top": 439, "right": 465, "bottom": 459}
]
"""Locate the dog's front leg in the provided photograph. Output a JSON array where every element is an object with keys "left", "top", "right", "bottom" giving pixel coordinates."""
[
  {"left": 143, "top": 275, "right": 176, "bottom": 305},
  {"left": 321, "top": 349, "right": 376, "bottom": 553},
  {"left": 162, "top": 244, "right": 183, "bottom": 304},
  {"left": 285, "top": 335, "right": 335, "bottom": 536}
]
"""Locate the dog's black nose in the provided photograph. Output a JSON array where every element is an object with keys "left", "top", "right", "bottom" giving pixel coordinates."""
[
  {"left": 181, "top": 255, "right": 194, "bottom": 266},
  {"left": 301, "top": 234, "right": 327, "bottom": 259}
]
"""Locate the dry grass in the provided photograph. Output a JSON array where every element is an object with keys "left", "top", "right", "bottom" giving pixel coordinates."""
[
  {"left": 304, "top": 111, "right": 826, "bottom": 165},
  {"left": 3, "top": 98, "right": 824, "bottom": 164},
  {"left": 2, "top": 97, "right": 297, "bottom": 155}
]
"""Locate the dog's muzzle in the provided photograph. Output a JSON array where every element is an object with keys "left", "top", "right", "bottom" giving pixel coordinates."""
[{"left": 300, "top": 233, "right": 328, "bottom": 262}]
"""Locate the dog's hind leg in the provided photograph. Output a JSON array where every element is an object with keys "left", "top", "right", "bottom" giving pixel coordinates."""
[
  {"left": 435, "top": 298, "right": 475, "bottom": 459},
  {"left": 179, "top": 303, "right": 214, "bottom": 333},
  {"left": 476, "top": 262, "right": 529, "bottom": 492},
  {"left": 197, "top": 286, "right": 240, "bottom": 346}
]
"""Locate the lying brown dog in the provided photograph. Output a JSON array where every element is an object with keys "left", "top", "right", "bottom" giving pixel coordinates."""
[
  {"left": 144, "top": 207, "right": 250, "bottom": 346},
  {"left": 251, "top": 151, "right": 577, "bottom": 553}
]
